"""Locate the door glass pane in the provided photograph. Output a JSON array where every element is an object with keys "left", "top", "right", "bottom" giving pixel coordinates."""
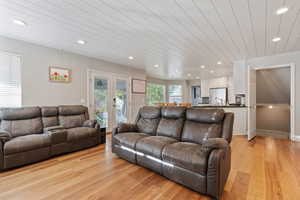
[
  {"left": 94, "top": 78, "right": 108, "bottom": 128},
  {"left": 115, "top": 79, "right": 127, "bottom": 123}
]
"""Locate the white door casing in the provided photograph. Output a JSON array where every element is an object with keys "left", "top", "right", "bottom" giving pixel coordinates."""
[{"left": 248, "top": 65, "right": 256, "bottom": 140}]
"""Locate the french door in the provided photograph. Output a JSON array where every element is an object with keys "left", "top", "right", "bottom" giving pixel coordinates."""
[{"left": 89, "top": 71, "right": 130, "bottom": 132}]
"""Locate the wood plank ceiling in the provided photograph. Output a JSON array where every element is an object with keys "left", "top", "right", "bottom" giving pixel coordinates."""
[{"left": 0, "top": 0, "right": 299, "bottom": 80}]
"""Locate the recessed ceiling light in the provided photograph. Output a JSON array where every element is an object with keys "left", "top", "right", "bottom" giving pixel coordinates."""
[
  {"left": 154, "top": 64, "right": 159, "bottom": 68},
  {"left": 276, "top": 7, "right": 288, "bottom": 15},
  {"left": 128, "top": 56, "right": 134, "bottom": 60},
  {"left": 217, "top": 61, "right": 222, "bottom": 65},
  {"left": 196, "top": 76, "right": 200, "bottom": 79},
  {"left": 187, "top": 73, "right": 191, "bottom": 77},
  {"left": 200, "top": 65, "right": 205, "bottom": 69},
  {"left": 272, "top": 37, "right": 281, "bottom": 42},
  {"left": 76, "top": 40, "right": 86, "bottom": 45},
  {"left": 13, "top": 19, "right": 27, "bottom": 26},
  {"left": 210, "top": 70, "right": 214, "bottom": 73}
]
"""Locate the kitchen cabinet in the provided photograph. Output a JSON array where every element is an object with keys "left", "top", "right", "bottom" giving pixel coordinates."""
[
  {"left": 223, "top": 107, "right": 248, "bottom": 135},
  {"left": 200, "top": 80, "right": 209, "bottom": 97},
  {"left": 233, "top": 60, "right": 247, "bottom": 94},
  {"left": 201, "top": 77, "right": 229, "bottom": 97}
]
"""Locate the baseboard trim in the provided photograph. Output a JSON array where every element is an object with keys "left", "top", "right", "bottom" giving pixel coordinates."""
[
  {"left": 291, "top": 136, "right": 300, "bottom": 141},
  {"left": 233, "top": 132, "right": 247, "bottom": 136}
]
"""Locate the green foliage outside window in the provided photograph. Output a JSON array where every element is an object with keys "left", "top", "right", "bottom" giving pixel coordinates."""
[{"left": 146, "top": 83, "right": 166, "bottom": 106}]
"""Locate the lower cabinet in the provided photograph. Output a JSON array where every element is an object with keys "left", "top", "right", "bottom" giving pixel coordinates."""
[{"left": 223, "top": 107, "right": 248, "bottom": 135}]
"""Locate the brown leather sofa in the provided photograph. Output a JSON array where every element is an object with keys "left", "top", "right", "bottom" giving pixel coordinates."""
[
  {"left": 112, "top": 106, "right": 234, "bottom": 200},
  {"left": 0, "top": 105, "right": 104, "bottom": 170}
]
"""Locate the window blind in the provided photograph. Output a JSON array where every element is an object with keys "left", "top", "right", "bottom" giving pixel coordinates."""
[
  {"left": 0, "top": 52, "right": 21, "bottom": 107},
  {"left": 168, "top": 85, "right": 182, "bottom": 103}
]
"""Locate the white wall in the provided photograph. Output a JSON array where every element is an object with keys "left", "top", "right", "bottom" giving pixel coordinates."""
[
  {"left": 245, "top": 51, "right": 300, "bottom": 137},
  {"left": 0, "top": 36, "right": 146, "bottom": 121}
]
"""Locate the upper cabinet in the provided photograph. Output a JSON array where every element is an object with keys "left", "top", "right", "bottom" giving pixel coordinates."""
[
  {"left": 201, "top": 79, "right": 209, "bottom": 97},
  {"left": 233, "top": 60, "right": 248, "bottom": 94},
  {"left": 200, "top": 77, "right": 229, "bottom": 97}
]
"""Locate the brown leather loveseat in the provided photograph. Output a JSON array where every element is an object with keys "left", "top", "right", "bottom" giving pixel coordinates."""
[
  {"left": 0, "top": 105, "right": 104, "bottom": 170},
  {"left": 112, "top": 106, "right": 234, "bottom": 200}
]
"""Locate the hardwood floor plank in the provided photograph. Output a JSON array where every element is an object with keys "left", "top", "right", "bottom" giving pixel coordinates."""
[{"left": 0, "top": 136, "right": 299, "bottom": 200}]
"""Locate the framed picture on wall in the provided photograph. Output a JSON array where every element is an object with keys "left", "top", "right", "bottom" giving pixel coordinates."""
[
  {"left": 132, "top": 79, "right": 146, "bottom": 94},
  {"left": 49, "top": 66, "right": 71, "bottom": 83}
]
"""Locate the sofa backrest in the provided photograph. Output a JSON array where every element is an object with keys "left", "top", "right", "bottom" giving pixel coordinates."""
[
  {"left": 156, "top": 106, "right": 186, "bottom": 140},
  {"left": 0, "top": 107, "right": 43, "bottom": 137},
  {"left": 136, "top": 106, "right": 161, "bottom": 135},
  {"left": 181, "top": 108, "right": 225, "bottom": 144},
  {"left": 58, "top": 105, "right": 88, "bottom": 128},
  {"left": 41, "top": 106, "right": 59, "bottom": 128}
]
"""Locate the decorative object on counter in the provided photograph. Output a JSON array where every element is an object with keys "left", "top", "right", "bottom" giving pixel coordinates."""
[
  {"left": 49, "top": 66, "right": 71, "bottom": 83},
  {"left": 235, "top": 94, "right": 246, "bottom": 106},
  {"left": 132, "top": 79, "right": 146, "bottom": 94}
]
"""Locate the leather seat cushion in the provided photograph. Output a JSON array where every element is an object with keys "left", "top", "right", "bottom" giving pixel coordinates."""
[
  {"left": 4, "top": 134, "right": 51, "bottom": 155},
  {"left": 67, "top": 127, "right": 97, "bottom": 141},
  {"left": 136, "top": 136, "right": 178, "bottom": 158},
  {"left": 162, "top": 142, "right": 207, "bottom": 175},
  {"left": 113, "top": 132, "right": 150, "bottom": 149}
]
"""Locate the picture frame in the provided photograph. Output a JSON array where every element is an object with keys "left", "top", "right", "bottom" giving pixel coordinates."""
[
  {"left": 49, "top": 66, "right": 71, "bottom": 83},
  {"left": 132, "top": 79, "right": 146, "bottom": 94}
]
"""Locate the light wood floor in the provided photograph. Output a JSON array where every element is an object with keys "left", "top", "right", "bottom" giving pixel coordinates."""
[{"left": 0, "top": 135, "right": 300, "bottom": 200}]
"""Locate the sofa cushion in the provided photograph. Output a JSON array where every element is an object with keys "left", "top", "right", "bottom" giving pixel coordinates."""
[
  {"left": 0, "top": 107, "right": 43, "bottom": 137},
  {"left": 67, "top": 127, "right": 98, "bottom": 141},
  {"left": 186, "top": 108, "right": 224, "bottom": 123},
  {"left": 58, "top": 105, "right": 87, "bottom": 116},
  {"left": 0, "top": 118, "right": 43, "bottom": 138},
  {"left": 4, "top": 134, "right": 51, "bottom": 155},
  {"left": 59, "top": 115, "right": 86, "bottom": 129},
  {"left": 162, "top": 142, "right": 207, "bottom": 175},
  {"left": 0, "top": 107, "right": 41, "bottom": 120},
  {"left": 156, "top": 118, "right": 184, "bottom": 140},
  {"left": 181, "top": 121, "right": 222, "bottom": 145},
  {"left": 139, "top": 106, "right": 161, "bottom": 119},
  {"left": 58, "top": 105, "right": 88, "bottom": 128},
  {"left": 136, "top": 106, "right": 161, "bottom": 135},
  {"left": 136, "top": 136, "right": 178, "bottom": 158},
  {"left": 113, "top": 132, "right": 149, "bottom": 149},
  {"left": 41, "top": 106, "right": 59, "bottom": 128},
  {"left": 161, "top": 106, "right": 186, "bottom": 119}
]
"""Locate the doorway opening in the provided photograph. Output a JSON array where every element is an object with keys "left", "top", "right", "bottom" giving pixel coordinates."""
[
  {"left": 87, "top": 70, "right": 131, "bottom": 132},
  {"left": 248, "top": 64, "right": 295, "bottom": 141}
]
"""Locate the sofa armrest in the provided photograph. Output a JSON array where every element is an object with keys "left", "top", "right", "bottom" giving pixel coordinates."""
[
  {"left": 45, "top": 129, "right": 67, "bottom": 144},
  {"left": 205, "top": 139, "right": 231, "bottom": 199},
  {"left": 114, "top": 123, "right": 138, "bottom": 135},
  {"left": 201, "top": 138, "right": 229, "bottom": 154},
  {"left": 0, "top": 130, "right": 11, "bottom": 143},
  {"left": 82, "top": 120, "right": 98, "bottom": 128}
]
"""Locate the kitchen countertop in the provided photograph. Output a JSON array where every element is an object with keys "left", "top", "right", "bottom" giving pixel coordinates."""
[{"left": 192, "top": 105, "right": 247, "bottom": 108}]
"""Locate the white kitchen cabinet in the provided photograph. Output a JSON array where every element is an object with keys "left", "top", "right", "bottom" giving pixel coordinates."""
[
  {"left": 201, "top": 77, "right": 229, "bottom": 97},
  {"left": 201, "top": 80, "right": 209, "bottom": 97},
  {"left": 223, "top": 107, "right": 248, "bottom": 135},
  {"left": 233, "top": 60, "right": 247, "bottom": 94}
]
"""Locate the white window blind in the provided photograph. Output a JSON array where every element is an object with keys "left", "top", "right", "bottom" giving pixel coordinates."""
[
  {"left": 168, "top": 85, "right": 182, "bottom": 103},
  {"left": 0, "top": 52, "right": 21, "bottom": 107}
]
